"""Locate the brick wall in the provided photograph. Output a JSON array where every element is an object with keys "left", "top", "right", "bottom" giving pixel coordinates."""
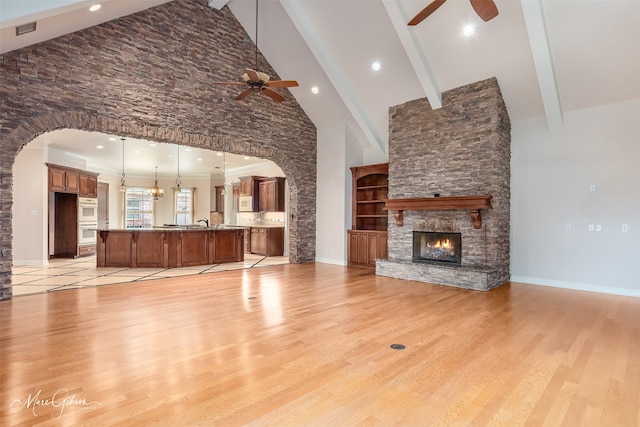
[
  {"left": 0, "top": 0, "right": 317, "bottom": 300},
  {"left": 377, "top": 78, "right": 511, "bottom": 290}
]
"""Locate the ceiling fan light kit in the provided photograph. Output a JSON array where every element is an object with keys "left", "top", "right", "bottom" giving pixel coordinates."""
[{"left": 409, "top": 0, "right": 499, "bottom": 26}]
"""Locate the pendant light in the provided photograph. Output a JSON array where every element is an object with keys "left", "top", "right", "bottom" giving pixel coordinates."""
[
  {"left": 150, "top": 166, "right": 164, "bottom": 201},
  {"left": 119, "top": 137, "right": 126, "bottom": 193},
  {"left": 221, "top": 152, "right": 227, "bottom": 196},
  {"left": 175, "top": 145, "right": 182, "bottom": 192}
]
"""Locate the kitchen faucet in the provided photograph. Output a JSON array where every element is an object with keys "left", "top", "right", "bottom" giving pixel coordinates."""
[{"left": 197, "top": 218, "right": 209, "bottom": 227}]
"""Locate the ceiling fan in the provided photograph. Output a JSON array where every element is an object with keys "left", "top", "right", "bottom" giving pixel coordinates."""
[
  {"left": 408, "top": 0, "right": 499, "bottom": 26},
  {"left": 211, "top": 0, "right": 298, "bottom": 102}
]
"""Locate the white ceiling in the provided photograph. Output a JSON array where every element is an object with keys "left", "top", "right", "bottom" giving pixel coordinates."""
[{"left": 2, "top": 0, "right": 639, "bottom": 175}]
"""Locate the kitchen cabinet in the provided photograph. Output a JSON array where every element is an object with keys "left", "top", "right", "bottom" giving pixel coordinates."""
[
  {"left": 244, "top": 228, "right": 251, "bottom": 253},
  {"left": 47, "top": 163, "right": 99, "bottom": 196},
  {"left": 79, "top": 173, "right": 98, "bottom": 197},
  {"left": 259, "top": 177, "right": 285, "bottom": 212},
  {"left": 347, "top": 230, "right": 387, "bottom": 268},
  {"left": 239, "top": 176, "right": 263, "bottom": 197},
  {"left": 97, "top": 228, "right": 244, "bottom": 268},
  {"left": 250, "top": 227, "right": 284, "bottom": 256},
  {"left": 48, "top": 165, "right": 80, "bottom": 193}
]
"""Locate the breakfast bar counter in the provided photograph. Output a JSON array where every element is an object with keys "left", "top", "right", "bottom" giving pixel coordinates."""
[{"left": 96, "top": 226, "right": 245, "bottom": 268}]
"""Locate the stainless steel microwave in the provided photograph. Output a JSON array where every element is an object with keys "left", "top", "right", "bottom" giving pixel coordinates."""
[{"left": 239, "top": 196, "right": 253, "bottom": 212}]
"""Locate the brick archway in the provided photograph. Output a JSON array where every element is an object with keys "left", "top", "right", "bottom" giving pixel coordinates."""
[{"left": 0, "top": 0, "right": 317, "bottom": 299}]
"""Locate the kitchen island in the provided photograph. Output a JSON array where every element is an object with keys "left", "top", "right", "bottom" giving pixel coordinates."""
[{"left": 96, "top": 226, "right": 245, "bottom": 268}]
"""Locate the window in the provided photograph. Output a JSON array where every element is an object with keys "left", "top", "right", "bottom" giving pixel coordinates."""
[
  {"left": 175, "top": 188, "right": 193, "bottom": 226},
  {"left": 125, "top": 187, "right": 154, "bottom": 228}
]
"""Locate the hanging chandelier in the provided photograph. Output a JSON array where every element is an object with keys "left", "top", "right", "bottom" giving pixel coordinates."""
[
  {"left": 120, "top": 137, "right": 127, "bottom": 193},
  {"left": 150, "top": 165, "right": 164, "bottom": 201}
]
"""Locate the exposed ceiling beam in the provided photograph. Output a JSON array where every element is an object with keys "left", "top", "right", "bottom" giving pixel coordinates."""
[
  {"left": 521, "top": 0, "right": 563, "bottom": 129},
  {"left": 381, "top": 0, "right": 442, "bottom": 110},
  {"left": 280, "top": 0, "right": 386, "bottom": 155}
]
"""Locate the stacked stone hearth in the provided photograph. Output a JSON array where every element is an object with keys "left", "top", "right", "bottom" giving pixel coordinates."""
[{"left": 376, "top": 78, "right": 511, "bottom": 291}]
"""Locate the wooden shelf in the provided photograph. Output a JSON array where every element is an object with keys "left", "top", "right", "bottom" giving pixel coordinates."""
[{"left": 383, "top": 195, "right": 492, "bottom": 229}]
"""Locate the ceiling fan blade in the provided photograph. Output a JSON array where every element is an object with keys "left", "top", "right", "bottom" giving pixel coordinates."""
[
  {"left": 408, "top": 0, "right": 447, "bottom": 26},
  {"left": 234, "top": 88, "right": 252, "bottom": 101},
  {"left": 264, "top": 80, "right": 299, "bottom": 88},
  {"left": 262, "top": 88, "right": 285, "bottom": 102},
  {"left": 470, "top": 0, "right": 499, "bottom": 22},
  {"left": 245, "top": 68, "right": 260, "bottom": 82},
  {"left": 211, "top": 82, "right": 246, "bottom": 86}
]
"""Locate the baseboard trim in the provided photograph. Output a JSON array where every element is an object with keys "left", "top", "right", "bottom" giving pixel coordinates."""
[
  {"left": 315, "top": 257, "right": 346, "bottom": 266},
  {"left": 12, "top": 259, "right": 49, "bottom": 267},
  {"left": 510, "top": 276, "right": 640, "bottom": 298}
]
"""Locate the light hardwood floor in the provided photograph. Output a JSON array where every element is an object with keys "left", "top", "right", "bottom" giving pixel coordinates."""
[{"left": 1, "top": 263, "right": 639, "bottom": 426}]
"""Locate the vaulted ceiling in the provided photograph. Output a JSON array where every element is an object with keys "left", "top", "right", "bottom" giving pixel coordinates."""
[{"left": 1, "top": 0, "right": 639, "bottom": 172}]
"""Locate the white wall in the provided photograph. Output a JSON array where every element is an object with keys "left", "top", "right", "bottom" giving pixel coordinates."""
[
  {"left": 12, "top": 147, "right": 49, "bottom": 265},
  {"left": 511, "top": 98, "right": 640, "bottom": 296},
  {"left": 315, "top": 123, "right": 348, "bottom": 265}
]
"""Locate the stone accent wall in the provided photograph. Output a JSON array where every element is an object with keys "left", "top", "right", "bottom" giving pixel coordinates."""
[
  {"left": 0, "top": 0, "right": 317, "bottom": 300},
  {"left": 377, "top": 78, "right": 511, "bottom": 290}
]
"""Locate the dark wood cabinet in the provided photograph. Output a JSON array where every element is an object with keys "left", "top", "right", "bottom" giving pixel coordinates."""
[
  {"left": 79, "top": 174, "right": 98, "bottom": 197},
  {"left": 215, "top": 185, "right": 225, "bottom": 213},
  {"left": 210, "top": 229, "right": 244, "bottom": 263},
  {"left": 250, "top": 227, "right": 284, "bottom": 256},
  {"left": 347, "top": 230, "right": 387, "bottom": 268},
  {"left": 244, "top": 228, "right": 251, "bottom": 253},
  {"left": 348, "top": 163, "right": 388, "bottom": 268},
  {"left": 97, "top": 229, "right": 244, "bottom": 268},
  {"left": 239, "top": 176, "right": 263, "bottom": 197},
  {"left": 259, "top": 177, "right": 285, "bottom": 212},
  {"left": 48, "top": 165, "right": 79, "bottom": 193},
  {"left": 47, "top": 163, "right": 98, "bottom": 196}
]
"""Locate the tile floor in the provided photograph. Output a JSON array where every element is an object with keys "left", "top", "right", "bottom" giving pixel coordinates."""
[{"left": 11, "top": 254, "right": 289, "bottom": 297}]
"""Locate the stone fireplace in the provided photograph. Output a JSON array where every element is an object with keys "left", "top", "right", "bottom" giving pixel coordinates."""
[{"left": 376, "top": 78, "right": 511, "bottom": 291}]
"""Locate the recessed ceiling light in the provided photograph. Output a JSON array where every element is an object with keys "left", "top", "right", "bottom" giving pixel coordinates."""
[
  {"left": 108, "top": 137, "right": 117, "bottom": 141},
  {"left": 463, "top": 24, "right": 475, "bottom": 36},
  {"left": 185, "top": 148, "right": 191, "bottom": 152},
  {"left": 89, "top": 4, "right": 101, "bottom": 12},
  {"left": 216, "top": 152, "right": 223, "bottom": 156},
  {"left": 197, "top": 158, "right": 203, "bottom": 162},
  {"left": 149, "top": 143, "right": 156, "bottom": 147},
  {"left": 96, "top": 145, "right": 104, "bottom": 149},
  {"left": 311, "top": 86, "right": 319, "bottom": 95},
  {"left": 371, "top": 61, "right": 381, "bottom": 71},
  {"left": 244, "top": 156, "right": 251, "bottom": 160}
]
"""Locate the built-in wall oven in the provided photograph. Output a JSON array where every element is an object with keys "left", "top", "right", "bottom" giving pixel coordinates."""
[
  {"left": 78, "top": 197, "right": 98, "bottom": 246},
  {"left": 78, "top": 197, "right": 98, "bottom": 223}
]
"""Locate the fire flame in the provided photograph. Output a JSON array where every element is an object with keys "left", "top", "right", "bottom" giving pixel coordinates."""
[{"left": 427, "top": 239, "right": 453, "bottom": 249}]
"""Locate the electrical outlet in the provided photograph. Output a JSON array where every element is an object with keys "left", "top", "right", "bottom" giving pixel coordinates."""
[
  {"left": 565, "top": 224, "right": 572, "bottom": 231},
  {"left": 589, "top": 184, "right": 596, "bottom": 192},
  {"left": 622, "top": 224, "right": 629, "bottom": 232},
  {"left": 595, "top": 224, "right": 602, "bottom": 232},
  {"left": 588, "top": 224, "right": 594, "bottom": 232}
]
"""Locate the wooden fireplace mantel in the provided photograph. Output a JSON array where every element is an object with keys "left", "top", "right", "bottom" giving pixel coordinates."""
[{"left": 383, "top": 195, "right": 493, "bottom": 229}]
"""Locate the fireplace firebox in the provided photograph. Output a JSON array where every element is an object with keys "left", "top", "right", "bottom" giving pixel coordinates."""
[{"left": 412, "top": 231, "right": 462, "bottom": 265}]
